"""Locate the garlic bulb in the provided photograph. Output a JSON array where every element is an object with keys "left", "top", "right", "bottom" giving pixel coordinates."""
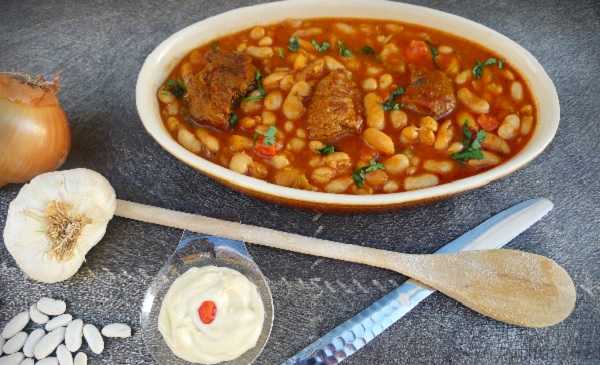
[{"left": 3, "top": 168, "right": 116, "bottom": 283}]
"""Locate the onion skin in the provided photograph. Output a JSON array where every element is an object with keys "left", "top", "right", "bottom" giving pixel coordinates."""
[{"left": 0, "top": 74, "right": 71, "bottom": 187}]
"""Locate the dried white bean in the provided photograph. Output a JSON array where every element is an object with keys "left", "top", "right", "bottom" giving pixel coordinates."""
[
  {"left": 23, "top": 329, "right": 44, "bottom": 358},
  {"left": 34, "top": 327, "right": 65, "bottom": 360},
  {"left": 1, "top": 312, "right": 29, "bottom": 339},
  {"left": 73, "top": 353, "right": 87, "bottom": 365},
  {"left": 101, "top": 324, "right": 131, "bottom": 339},
  {"left": 82, "top": 325, "right": 103, "bottom": 355},
  {"left": 0, "top": 337, "right": 3, "bottom": 356},
  {"left": 64, "top": 319, "right": 83, "bottom": 353},
  {"left": 37, "top": 298, "right": 66, "bottom": 316},
  {"left": 56, "top": 345, "right": 72, "bottom": 365},
  {"left": 29, "top": 305, "right": 48, "bottom": 325},
  {"left": 3, "top": 333, "right": 26, "bottom": 355},
  {"left": 20, "top": 358, "right": 34, "bottom": 365},
  {"left": 44, "top": 315, "right": 72, "bottom": 332},
  {"left": 0, "top": 352, "right": 23, "bottom": 365},
  {"left": 36, "top": 358, "right": 58, "bottom": 365}
]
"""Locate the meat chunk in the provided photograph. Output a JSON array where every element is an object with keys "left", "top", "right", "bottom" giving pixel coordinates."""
[
  {"left": 306, "top": 70, "right": 364, "bottom": 142},
  {"left": 401, "top": 67, "right": 456, "bottom": 119},
  {"left": 184, "top": 49, "right": 257, "bottom": 129}
]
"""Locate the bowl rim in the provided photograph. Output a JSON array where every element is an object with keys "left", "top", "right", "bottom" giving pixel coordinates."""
[{"left": 136, "top": 0, "right": 559, "bottom": 207}]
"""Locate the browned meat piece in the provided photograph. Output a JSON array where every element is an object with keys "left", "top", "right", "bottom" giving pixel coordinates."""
[
  {"left": 306, "top": 70, "right": 364, "bottom": 142},
  {"left": 184, "top": 50, "right": 256, "bottom": 129},
  {"left": 401, "top": 67, "right": 456, "bottom": 119}
]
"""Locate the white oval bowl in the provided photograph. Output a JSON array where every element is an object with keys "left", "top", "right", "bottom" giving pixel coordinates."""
[{"left": 136, "top": 0, "right": 559, "bottom": 211}]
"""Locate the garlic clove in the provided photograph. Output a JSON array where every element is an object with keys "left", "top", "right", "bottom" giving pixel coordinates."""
[{"left": 3, "top": 168, "right": 116, "bottom": 283}]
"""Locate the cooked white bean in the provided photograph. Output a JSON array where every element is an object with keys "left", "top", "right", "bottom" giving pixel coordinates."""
[
  {"left": 29, "top": 306, "right": 48, "bottom": 326},
  {"left": 236, "top": 42, "right": 247, "bottom": 52},
  {"left": 419, "top": 128, "right": 436, "bottom": 146},
  {"left": 324, "top": 152, "right": 351, "bottom": 170},
  {"left": 333, "top": 22, "right": 356, "bottom": 35},
  {"left": 404, "top": 174, "right": 439, "bottom": 190},
  {"left": 73, "top": 353, "right": 87, "bottom": 365},
  {"left": 382, "top": 180, "right": 400, "bottom": 193},
  {"left": 56, "top": 345, "right": 72, "bottom": 365},
  {"left": 195, "top": 129, "right": 220, "bottom": 152},
  {"left": 34, "top": 327, "right": 65, "bottom": 360},
  {"left": 311, "top": 167, "right": 336, "bottom": 184},
  {"left": 258, "top": 36, "right": 273, "bottom": 46},
  {"left": 3, "top": 332, "right": 26, "bottom": 355},
  {"left": 279, "top": 74, "right": 295, "bottom": 91},
  {"left": 229, "top": 152, "right": 253, "bottom": 174},
  {"left": 45, "top": 314, "right": 72, "bottom": 332},
  {"left": 438, "top": 45, "right": 453, "bottom": 54},
  {"left": 82, "top": 324, "right": 103, "bottom": 355},
  {"left": 261, "top": 110, "right": 277, "bottom": 126},
  {"left": 423, "top": 160, "right": 454, "bottom": 174},
  {"left": 0, "top": 352, "right": 23, "bottom": 365},
  {"left": 293, "top": 53, "right": 308, "bottom": 70},
  {"left": 384, "top": 154, "right": 409, "bottom": 175},
  {"left": 400, "top": 126, "right": 419, "bottom": 143},
  {"left": 420, "top": 116, "right": 438, "bottom": 131},
  {"left": 166, "top": 102, "right": 178, "bottom": 116},
  {"left": 447, "top": 142, "right": 463, "bottom": 154},
  {"left": 246, "top": 46, "right": 273, "bottom": 59},
  {"left": 468, "top": 151, "right": 501, "bottom": 167},
  {"left": 270, "top": 154, "right": 290, "bottom": 169},
  {"left": 366, "top": 65, "right": 383, "bottom": 76},
  {"left": 510, "top": 81, "right": 523, "bottom": 101},
  {"left": 455, "top": 70, "right": 471, "bottom": 85},
  {"left": 64, "top": 319, "right": 83, "bottom": 353},
  {"left": 263, "top": 71, "right": 288, "bottom": 89},
  {"left": 363, "top": 128, "right": 395, "bottom": 155},
  {"left": 157, "top": 89, "right": 175, "bottom": 104},
  {"left": 390, "top": 110, "right": 408, "bottom": 129},
  {"left": 283, "top": 120, "right": 294, "bottom": 133},
  {"left": 363, "top": 93, "right": 385, "bottom": 129},
  {"left": 521, "top": 115, "right": 534, "bottom": 135},
  {"left": 324, "top": 177, "right": 353, "bottom": 193},
  {"left": 36, "top": 358, "right": 58, "bottom": 365},
  {"left": 286, "top": 137, "right": 306, "bottom": 152},
  {"left": 249, "top": 26, "right": 265, "bottom": 40},
  {"left": 23, "top": 329, "right": 44, "bottom": 358},
  {"left": 378, "top": 73, "right": 393, "bottom": 89},
  {"left": 177, "top": 129, "right": 201, "bottom": 153},
  {"left": 264, "top": 91, "right": 283, "bottom": 110},
  {"left": 434, "top": 120, "right": 454, "bottom": 150},
  {"left": 324, "top": 56, "right": 345, "bottom": 71},
  {"left": 362, "top": 78, "right": 377, "bottom": 91},
  {"left": 1, "top": 312, "right": 29, "bottom": 339},
  {"left": 283, "top": 81, "right": 310, "bottom": 120},
  {"left": 457, "top": 88, "right": 490, "bottom": 114},
  {"left": 292, "top": 27, "right": 323, "bottom": 37},
  {"left": 482, "top": 133, "right": 511, "bottom": 154},
  {"left": 498, "top": 114, "right": 520, "bottom": 140}
]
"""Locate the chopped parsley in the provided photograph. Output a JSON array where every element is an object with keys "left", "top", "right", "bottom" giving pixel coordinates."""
[
  {"left": 318, "top": 145, "right": 335, "bottom": 155},
  {"left": 277, "top": 48, "right": 285, "bottom": 58},
  {"left": 311, "top": 39, "right": 330, "bottom": 53},
  {"left": 337, "top": 41, "right": 353, "bottom": 57},
  {"left": 361, "top": 45, "right": 375, "bottom": 55},
  {"left": 352, "top": 160, "right": 385, "bottom": 187},
  {"left": 229, "top": 113, "right": 238, "bottom": 128},
  {"left": 472, "top": 57, "right": 504, "bottom": 79},
  {"left": 166, "top": 79, "right": 186, "bottom": 99},
  {"left": 244, "top": 70, "right": 266, "bottom": 102},
  {"left": 382, "top": 86, "right": 405, "bottom": 111},
  {"left": 288, "top": 36, "right": 300, "bottom": 52},
  {"left": 451, "top": 125, "right": 486, "bottom": 162},
  {"left": 262, "top": 126, "right": 277, "bottom": 146},
  {"left": 426, "top": 41, "right": 439, "bottom": 67}
]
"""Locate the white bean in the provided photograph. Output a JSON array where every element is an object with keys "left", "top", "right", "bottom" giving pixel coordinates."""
[
  {"left": 482, "top": 133, "right": 511, "bottom": 154},
  {"left": 283, "top": 81, "right": 310, "bottom": 120},
  {"left": 264, "top": 91, "right": 283, "bottom": 110},
  {"left": 37, "top": 298, "right": 66, "bottom": 316},
  {"left": 382, "top": 180, "right": 400, "bottom": 193},
  {"left": 246, "top": 46, "right": 273, "bottom": 59},
  {"left": 0, "top": 337, "right": 3, "bottom": 356},
  {"left": 23, "top": 329, "right": 45, "bottom": 358},
  {"left": 468, "top": 151, "right": 501, "bottom": 167},
  {"left": 101, "top": 324, "right": 131, "bottom": 339},
  {"left": 263, "top": 72, "right": 288, "bottom": 89},
  {"left": 195, "top": 129, "right": 220, "bottom": 153},
  {"left": 82, "top": 325, "right": 103, "bottom": 355},
  {"left": 363, "top": 128, "right": 395, "bottom": 155},
  {"left": 457, "top": 88, "right": 489, "bottom": 114},
  {"left": 361, "top": 78, "right": 377, "bottom": 91},
  {"left": 434, "top": 120, "right": 454, "bottom": 151},
  {"left": 379, "top": 73, "right": 393, "bottom": 89},
  {"left": 56, "top": 345, "right": 72, "bottom": 365},
  {"left": 363, "top": 93, "right": 385, "bottom": 129},
  {"left": 423, "top": 160, "right": 454, "bottom": 174},
  {"left": 510, "top": 81, "right": 523, "bottom": 101},
  {"left": 258, "top": 36, "right": 273, "bottom": 46},
  {"left": 73, "top": 353, "right": 87, "bottom": 365},
  {"left": 20, "top": 358, "right": 34, "bottom": 365},
  {"left": 390, "top": 110, "right": 408, "bottom": 129},
  {"left": 334, "top": 22, "right": 357, "bottom": 35},
  {"left": 324, "top": 56, "right": 345, "bottom": 71},
  {"left": 3, "top": 332, "right": 26, "bottom": 355},
  {"left": 384, "top": 154, "right": 409, "bottom": 175},
  {"left": 29, "top": 305, "right": 48, "bottom": 326},
  {"left": 498, "top": 114, "right": 520, "bottom": 140},
  {"left": 404, "top": 174, "right": 439, "bottom": 190},
  {"left": 455, "top": 70, "right": 471, "bottom": 85},
  {"left": 249, "top": 26, "right": 265, "bottom": 40},
  {"left": 177, "top": 129, "right": 201, "bottom": 154},
  {"left": 36, "top": 358, "right": 58, "bottom": 365},
  {"left": 64, "top": 319, "right": 83, "bottom": 353},
  {"left": 521, "top": 115, "right": 534, "bottom": 135},
  {"left": 45, "top": 314, "right": 72, "bottom": 332},
  {"left": 0, "top": 352, "right": 23, "bottom": 365},
  {"left": 34, "top": 327, "right": 65, "bottom": 360},
  {"left": 1, "top": 312, "right": 29, "bottom": 340},
  {"left": 229, "top": 152, "right": 253, "bottom": 175},
  {"left": 324, "top": 177, "right": 353, "bottom": 193}
]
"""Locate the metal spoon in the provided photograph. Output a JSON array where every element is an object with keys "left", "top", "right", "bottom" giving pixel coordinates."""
[{"left": 121, "top": 200, "right": 575, "bottom": 328}]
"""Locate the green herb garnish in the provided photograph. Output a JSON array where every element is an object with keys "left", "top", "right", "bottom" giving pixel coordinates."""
[
  {"left": 311, "top": 39, "right": 330, "bottom": 53},
  {"left": 337, "top": 41, "right": 353, "bottom": 57},
  {"left": 426, "top": 41, "right": 439, "bottom": 67},
  {"left": 382, "top": 86, "right": 405, "bottom": 111},
  {"left": 451, "top": 125, "right": 486, "bottom": 162},
  {"left": 288, "top": 36, "right": 300, "bottom": 52},
  {"left": 244, "top": 70, "right": 266, "bottom": 102},
  {"left": 352, "top": 160, "right": 385, "bottom": 187},
  {"left": 166, "top": 79, "right": 186, "bottom": 99},
  {"left": 361, "top": 45, "right": 375, "bottom": 55},
  {"left": 472, "top": 57, "right": 502, "bottom": 79},
  {"left": 262, "top": 126, "right": 277, "bottom": 146},
  {"left": 229, "top": 113, "right": 238, "bottom": 128},
  {"left": 318, "top": 145, "right": 335, "bottom": 155}
]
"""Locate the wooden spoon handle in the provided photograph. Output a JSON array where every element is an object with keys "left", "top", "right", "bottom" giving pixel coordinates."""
[{"left": 115, "top": 199, "right": 396, "bottom": 270}]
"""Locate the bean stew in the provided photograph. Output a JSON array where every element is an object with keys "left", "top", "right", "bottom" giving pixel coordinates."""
[{"left": 157, "top": 18, "right": 536, "bottom": 194}]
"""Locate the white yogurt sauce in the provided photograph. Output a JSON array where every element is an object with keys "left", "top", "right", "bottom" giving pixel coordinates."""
[{"left": 158, "top": 266, "right": 265, "bottom": 364}]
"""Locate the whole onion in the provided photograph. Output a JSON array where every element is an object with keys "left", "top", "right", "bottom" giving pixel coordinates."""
[{"left": 0, "top": 73, "right": 71, "bottom": 187}]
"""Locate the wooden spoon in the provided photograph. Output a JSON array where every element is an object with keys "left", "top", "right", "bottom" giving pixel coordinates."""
[{"left": 115, "top": 199, "right": 576, "bottom": 328}]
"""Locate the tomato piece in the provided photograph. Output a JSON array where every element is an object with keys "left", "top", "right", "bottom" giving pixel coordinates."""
[
  {"left": 254, "top": 137, "right": 277, "bottom": 157},
  {"left": 405, "top": 40, "right": 431, "bottom": 64},
  {"left": 477, "top": 114, "right": 500, "bottom": 131},
  {"left": 198, "top": 300, "right": 217, "bottom": 324}
]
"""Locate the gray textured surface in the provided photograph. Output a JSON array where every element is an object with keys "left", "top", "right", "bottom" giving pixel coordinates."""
[{"left": 1, "top": 0, "right": 599, "bottom": 364}]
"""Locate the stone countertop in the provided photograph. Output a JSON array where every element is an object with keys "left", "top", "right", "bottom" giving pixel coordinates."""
[{"left": 1, "top": 0, "right": 599, "bottom": 364}]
